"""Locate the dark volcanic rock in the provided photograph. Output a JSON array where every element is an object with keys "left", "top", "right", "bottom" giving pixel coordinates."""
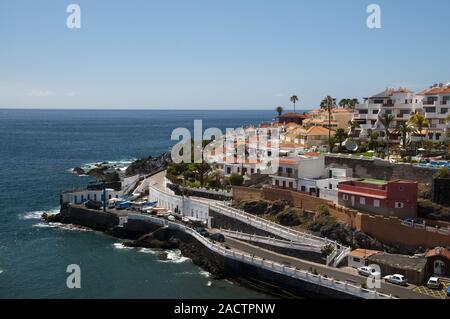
[
  {"left": 276, "top": 208, "right": 303, "bottom": 226},
  {"left": 125, "top": 152, "right": 172, "bottom": 177},
  {"left": 124, "top": 227, "right": 180, "bottom": 250},
  {"left": 72, "top": 167, "right": 86, "bottom": 175}
]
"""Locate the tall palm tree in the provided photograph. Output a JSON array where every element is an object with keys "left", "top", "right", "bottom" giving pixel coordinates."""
[
  {"left": 339, "top": 99, "right": 348, "bottom": 108},
  {"left": 335, "top": 128, "right": 347, "bottom": 151},
  {"left": 320, "top": 96, "right": 337, "bottom": 151},
  {"left": 394, "top": 122, "right": 415, "bottom": 149},
  {"left": 350, "top": 98, "right": 359, "bottom": 109},
  {"left": 409, "top": 112, "right": 430, "bottom": 148},
  {"left": 275, "top": 106, "right": 284, "bottom": 116},
  {"left": 290, "top": 95, "right": 299, "bottom": 113},
  {"left": 378, "top": 113, "right": 395, "bottom": 159},
  {"left": 348, "top": 120, "right": 360, "bottom": 136}
]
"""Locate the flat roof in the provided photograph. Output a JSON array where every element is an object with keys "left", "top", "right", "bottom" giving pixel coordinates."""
[{"left": 359, "top": 179, "right": 388, "bottom": 185}]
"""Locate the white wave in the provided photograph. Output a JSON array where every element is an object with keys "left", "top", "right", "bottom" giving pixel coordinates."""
[
  {"left": 138, "top": 248, "right": 157, "bottom": 254},
  {"left": 206, "top": 281, "right": 212, "bottom": 287},
  {"left": 19, "top": 208, "right": 58, "bottom": 221},
  {"left": 32, "top": 222, "right": 92, "bottom": 232},
  {"left": 199, "top": 270, "right": 211, "bottom": 278},
  {"left": 160, "top": 250, "right": 189, "bottom": 264},
  {"left": 71, "top": 158, "right": 137, "bottom": 174},
  {"left": 113, "top": 243, "right": 133, "bottom": 250}
]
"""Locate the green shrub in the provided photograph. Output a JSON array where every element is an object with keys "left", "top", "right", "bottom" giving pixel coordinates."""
[{"left": 229, "top": 173, "right": 244, "bottom": 186}]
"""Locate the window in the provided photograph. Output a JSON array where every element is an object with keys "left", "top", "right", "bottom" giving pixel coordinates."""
[
  {"left": 399, "top": 186, "right": 404, "bottom": 191},
  {"left": 395, "top": 202, "right": 404, "bottom": 209},
  {"left": 359, "top": 197, "right": 366, "bottom": 205},
  {"left": 301, "top": 186, "right": 306, "bottom": 192},
  {"left": 289, "top": 182, "right": 293, "bottom": 189},
  {"left": 353, "top": 257, "right": 361, "bottom": 263},
  {"left": 373, "top": 199, "right": 380, "bottom": 208},
  {"left": 343, "top": 194, "right": 349, "bottom": 201}
]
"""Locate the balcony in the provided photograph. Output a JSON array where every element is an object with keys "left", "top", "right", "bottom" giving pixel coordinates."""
[{"left": 422, "top": 100, "right": 437, "bottom": 106}]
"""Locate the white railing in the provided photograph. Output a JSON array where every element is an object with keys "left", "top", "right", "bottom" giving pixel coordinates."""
[
  {"left": 151, "top": 185, "right": 350, "bottom": 267},
  {"left": 169, "top": 220, "right": 394, "bottom": 299},
  {"left": 220, "top": 229, "right": 323, "bottom": 253},
  {"left": 333, "top": 247, "right": 351, "bottom": 267},
  {"left": 326, "top": 249, "right": 338, "bottom": 266}
]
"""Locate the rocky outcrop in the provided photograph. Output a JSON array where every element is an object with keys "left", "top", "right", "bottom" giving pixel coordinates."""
[
  {"left": 125, "top": 152, "right": 172, "bottom": 177},
  {"left": 124, "top": 227, "right": 180, "bottom": 250}
]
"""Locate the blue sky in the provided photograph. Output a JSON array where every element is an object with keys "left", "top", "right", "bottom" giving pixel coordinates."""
[{"left": 0, "top": 0, "right": 449, "bottom": 109}]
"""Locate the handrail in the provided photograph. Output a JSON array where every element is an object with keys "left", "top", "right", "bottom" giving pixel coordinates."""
[
  {"left": 167, "top": 219, "right": 395, "bottom": 299},
  {"left": 220, "top": 229, "right": 323, "bottom": 253}
]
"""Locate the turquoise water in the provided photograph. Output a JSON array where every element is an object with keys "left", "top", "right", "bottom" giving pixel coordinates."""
[{"left": 0, "top": 109, "right": 275, "bottom": 298}]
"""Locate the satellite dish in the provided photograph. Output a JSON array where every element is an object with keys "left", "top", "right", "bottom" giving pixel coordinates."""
[{"left": 345, "top": 139, "right": 359, "bottom": 152}]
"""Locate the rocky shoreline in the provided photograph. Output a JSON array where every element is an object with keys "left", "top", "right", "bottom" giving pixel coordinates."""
[
  {"left": 71, "top": 152, "right": 172, "bottom": 181},
  {"left": 42, "top": 209, "right": 226, "bottom": 279}
]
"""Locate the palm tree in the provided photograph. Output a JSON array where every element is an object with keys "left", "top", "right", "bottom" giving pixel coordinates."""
[
  {"left": 335, "top": 128, "right": 347, "bottom": 151},
  {"left": 320, "top": 96, "right": 337, "bottom": 151},
  {"left": 409, "top": 112, "right": 430, "bottom": 148},
  {"left": 378, "top": 113, "right": 395, "bottom": 159},
  {"left": 290, "top": 95, "right": 299, "bottom": 113},
  {"left": 348, "top": 120, "right": 360, "bottom": 136},
  {"left": 350, "top": 98, "right": 359, "bottom": 109},
  {"left": 275, "top": 106, "right": 284, "bottom": 116},
  {"left": 339, "top": 99, "right": 348, "bottom": 108},
  {"left": 394, "top": 122, "right": 415, "bottom": 149}
]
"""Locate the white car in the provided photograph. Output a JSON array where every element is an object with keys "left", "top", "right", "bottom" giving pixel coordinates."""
[
  {"left": 384, "top": 274, "right": 408, "bottom": 286},
  {"left": 427, "top": 277, "right": 442, "bottom": 290},
  {"left": 357, "top": 266, "right": 381, "bottom": 278}
]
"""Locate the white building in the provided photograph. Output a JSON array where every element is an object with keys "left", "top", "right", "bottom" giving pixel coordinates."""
[
  {"left": 415, "top": 83, "right": 450, "bottom": 142},
  {"left": 351, "top": 85, "right": 450, "bottom": 143},
  {"left": 352, "top": 88, "right": 417, "bottom": 141},
  {"left": 270, "top": 154, "right": 353, "bottom": 204}
]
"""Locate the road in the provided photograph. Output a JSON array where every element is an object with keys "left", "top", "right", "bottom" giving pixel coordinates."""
[
  {"left": 223, "top": 236, "right": 433, "bottom": 299},
  {"left": 148, "top": 170, "right": 434, "bottom": 299}
]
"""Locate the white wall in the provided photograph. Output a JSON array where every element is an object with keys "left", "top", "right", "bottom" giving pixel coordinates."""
[
  {"left": 61, "top": 188, "right": 122, "bottom": 204},
  {"left": 297, "top": 157, "right": 326, "bottom": 179}
]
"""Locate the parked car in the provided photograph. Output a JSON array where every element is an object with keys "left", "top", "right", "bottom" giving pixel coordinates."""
[
  {"left": 357, "top": 266, "right": 381, "bottom": 278},
  {"left": 210, "top": 233, "right": 225, "bottom": 243},
  {"left": 427, "top": 277, "right": 442, "bottom": 290},
  {"left": 383, "top": 274, "right": 408, "bottom": 286}
]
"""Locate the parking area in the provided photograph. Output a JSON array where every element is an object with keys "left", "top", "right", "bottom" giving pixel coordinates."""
[{"left": 413, "top": 280, "right": 450, "bottom": 299}]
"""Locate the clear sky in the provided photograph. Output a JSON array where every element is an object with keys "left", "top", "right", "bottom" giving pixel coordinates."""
[{"left": 1, "top": 0, "right": 449, "bottom": 110}]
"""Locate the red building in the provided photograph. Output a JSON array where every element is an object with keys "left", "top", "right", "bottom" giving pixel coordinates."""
[{"left": 338, "top": 179, "right": 418, "bottom": 218}]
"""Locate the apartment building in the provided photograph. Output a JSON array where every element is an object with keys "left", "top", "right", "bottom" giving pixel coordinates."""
[
  {"left": 352, "top": 88, "right": 417, "bottom": 140},
  {"left": 415, "top": 83, "right": 450, "bottom": 142},
  {"left": 352, "top": 84, "right": 450, "bottom": 143}
]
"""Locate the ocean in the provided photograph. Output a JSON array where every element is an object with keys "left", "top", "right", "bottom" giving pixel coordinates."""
[{"left": 0, "top": 109, "right": 277, "bottom": 299}]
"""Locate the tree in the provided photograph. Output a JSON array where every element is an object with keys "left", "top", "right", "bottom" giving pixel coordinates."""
[
  {"left": 320, "top": 96, "right": 337, "bottom": 151},
  {"left": 394, "top": 122, "right": 415, "bottom": 149},
  {"left": 275, "top": 106, "right": 284, "bottom": 116},
  {"left": 193, "top": 162, "right": 211, "bottom": 187},
  {"left": 339, "top": 98, "right": 359, "bottom": 109},
  {"left": 378, "top": 113, "right": 395, "bottom": 158},
  {"left": 334, "top": 128, "right": 347, "bottom": 151},
  {"left": 409, "top": 112, "right": 430, "bottom": 149},
  {"left": 348, "top": 120, "right": 360, "bottom": 136},
  {"left": 229, "top": 173, "right": 244, "bottom": 186},
  {"left": 290, "top": 95, "right": 299, "bottom": 113}
]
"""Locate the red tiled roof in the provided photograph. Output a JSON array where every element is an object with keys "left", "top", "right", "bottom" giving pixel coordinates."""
[{"left": 426, "top": 247, "right": 450, "bottom": 260}]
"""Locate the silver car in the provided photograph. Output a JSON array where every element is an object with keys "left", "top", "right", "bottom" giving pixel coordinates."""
[
  {"left": 427, "top": 277, "right": 442, "bottom": 290},
  {"left": 384, "top": 274, "right": 408, "bottom": 286}
]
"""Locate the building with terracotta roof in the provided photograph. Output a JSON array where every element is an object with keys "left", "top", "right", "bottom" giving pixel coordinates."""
[
  {"left": 304, "top": 108, "right": 353, "bottom": 130},
  {"left": 425, "top": 247, "right": 450, "bottom": 277},
  {"left": 277, "top": 112, "right": 309, "bottom": 125},
  {"left": 348, "top": 249, "right": 381, "bottom": 268},
  {"left": 415, "top": 83, "right": 450, "bottom": 142}
]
